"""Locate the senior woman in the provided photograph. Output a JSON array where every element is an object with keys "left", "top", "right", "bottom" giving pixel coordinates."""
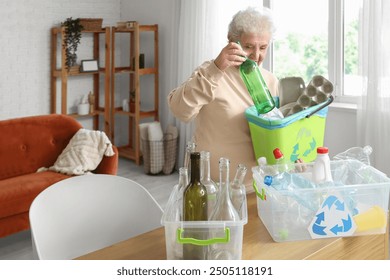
[{"left": 168, "top": 7, "right": 278, "bottom": 190}]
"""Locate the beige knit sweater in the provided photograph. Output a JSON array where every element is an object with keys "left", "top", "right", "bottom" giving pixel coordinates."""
[{"left": 168, "top": 60, "right": 279, "bottom": 190}]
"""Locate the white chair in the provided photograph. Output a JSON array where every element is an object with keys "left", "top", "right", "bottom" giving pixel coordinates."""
[{"left": 29, "top": 174, "right": 163, "bottom": 260}]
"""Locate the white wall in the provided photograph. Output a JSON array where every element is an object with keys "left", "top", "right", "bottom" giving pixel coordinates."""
[
  {"left": 112, "top": 0, "right": 177, "bottom": 145},
  {"left": 0, "top": 0, "right": 120, "bottom": 126},
  {"left": 118, "top": 0, "right": 177, "bottom": 129},
  {"left": 0, "top": 0, "right": 357, "bottom": 161}
]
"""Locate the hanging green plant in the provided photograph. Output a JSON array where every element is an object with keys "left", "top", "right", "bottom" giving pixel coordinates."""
[{"left": 61, "top": 17, "right": 84, "bottom": 70}]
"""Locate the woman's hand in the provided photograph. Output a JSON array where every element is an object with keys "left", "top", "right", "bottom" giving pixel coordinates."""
[{"left": 214, "top": 42, "right": 247, "bottom": 71}]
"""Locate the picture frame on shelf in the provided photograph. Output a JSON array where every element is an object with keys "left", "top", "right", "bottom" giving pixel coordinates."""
[{"left": 80, "top": 59, "right": 99, "bottom": 72}]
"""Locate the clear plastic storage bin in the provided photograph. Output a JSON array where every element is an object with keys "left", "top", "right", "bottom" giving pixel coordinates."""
[
  {"left": 161, "top": 185, "right": 248, "bottom": 260},
  {"left": 252, "top": 159, "right": 390, "bottom": 242}
]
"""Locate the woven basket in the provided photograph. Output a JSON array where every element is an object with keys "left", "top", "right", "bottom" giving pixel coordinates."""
[
  {"left": 79, "top": 18, "right": 103, "bottom": 31},
  {"left": 141, "top": 133, "right": 178, "bottom": 175}
]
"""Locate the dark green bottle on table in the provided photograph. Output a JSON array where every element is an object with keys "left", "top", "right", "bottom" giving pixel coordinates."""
[
  {"left": 239, "top": 58, "right": 275, "bottom": 115},
  {"left": 183, "top": 152, "right": 208, "bottom": 259}
]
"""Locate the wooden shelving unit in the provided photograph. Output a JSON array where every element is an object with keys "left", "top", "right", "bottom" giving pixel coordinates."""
[
  {"left": 50, "top": 26, "right": 111, "bottom": 135},
  {"left": 110, "top": 23, "right": 159, "bottom": 165}
]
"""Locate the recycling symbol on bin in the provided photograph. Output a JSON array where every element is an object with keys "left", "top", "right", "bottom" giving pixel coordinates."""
[
  {"left": 290, "top": 127, "right": 316, "bottom": 162},
  {"left": 308, "top": 195, "right": 357, "bottom": 239}
]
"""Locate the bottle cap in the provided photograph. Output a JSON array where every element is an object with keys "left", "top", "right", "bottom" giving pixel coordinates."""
[
  {"left": 264, "top": 175, "right": 273, "bottom": 186},
  {"left": 257, "top": 157, "right": 267, "bottom": 166},
  {"left": 317, "top": 147, "right": 329, "bottom": 154},
  {"left": 273, "top": 148, "right": 284, "bottom": 159}
]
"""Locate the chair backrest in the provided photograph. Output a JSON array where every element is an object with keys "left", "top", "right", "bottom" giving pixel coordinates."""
[{"left": 29, "top": 174, "right": 163, "bottom": 260}]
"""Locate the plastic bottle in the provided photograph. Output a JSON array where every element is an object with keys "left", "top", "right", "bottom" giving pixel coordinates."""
[
  {"left": 260, "top": 107, "right": 284, "bottom": 120},
  {"left": 229, "top": 163, "right": 247, "bottom": 215},
  {"left": 257, "top": 156, "right": 267, "bottom": 167},
  {"left": 200, "top": 151, "right": 218, "bottom": 217},
  {"left": 256, "top": 156, "right": 275, "bottom": 178},
  {"left": 312, "top": 147, "right": 333, "bottom": 184},
  {"left": 238, "top": 42, "right": 275, "bottom": 115},
  {"left": 273, "top": 148, "right": 290, "bottom": 174},
  {"left": 333, "top": 145, "right": 372, "bottom": 166}
]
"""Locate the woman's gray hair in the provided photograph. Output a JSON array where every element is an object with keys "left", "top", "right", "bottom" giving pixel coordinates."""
[{"left": 228, "top": 7, "right": 276, "bottom": 42}]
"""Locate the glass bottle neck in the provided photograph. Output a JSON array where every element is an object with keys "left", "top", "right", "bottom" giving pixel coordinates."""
[
  {"left": 200, "top": 151, "right": 212, "bottom": 182},
  {"left": 232, "top": 164, "right": 247, "bottom": 187},
  {"left": 184, "top": 141, "right": 196, "bottom": 177},
  {"left": 219, "top": 158, "right": 230, "bottom": 190},
  {"left": 178, "top": 167, "right": 189, "bottom": 189},
  {"left": 190, "top": 155, "right": 201, "bottom": 182}
]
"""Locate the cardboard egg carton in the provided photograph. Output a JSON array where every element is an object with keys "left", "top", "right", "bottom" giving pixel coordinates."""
[{"left": 279, "top": 75, "right": 333, "bottom": 117}]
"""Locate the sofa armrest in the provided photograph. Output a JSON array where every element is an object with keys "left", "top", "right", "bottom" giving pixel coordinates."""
[{"left": 93, "top": 145, "right": 119, "bottom": 175}]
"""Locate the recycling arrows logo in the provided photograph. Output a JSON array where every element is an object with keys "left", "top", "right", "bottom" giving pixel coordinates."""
[
  {"left": 309, "top": 194, "right": 356, "bottom": 239},
  {"left": 289, "top": 127, "right": 317, "bottom": 162}
]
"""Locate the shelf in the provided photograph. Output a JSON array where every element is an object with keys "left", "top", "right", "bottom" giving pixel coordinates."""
[
  {"left": 67, "top": 109, "right": 104, "bottom": 119},
  {"left": 111, "top": 22, "right": 159, "bottom": 165},
  {"left": 50, "top": 26, "right": 111, "bottom": 135},
  {"left": 114, "top": 107, "right": 158, "bottom": 119},
  {"left": 114, "top": 24, "right": 157, "bottom": 33},
  {"left": 52, "top": 26, "right": 108, "bottom": 34},
  {"left": 53, "top": 67, "right": 108, "bottom": 77},
  {"left": 112, "top": 67, "right": 157, "bottom": 75}
]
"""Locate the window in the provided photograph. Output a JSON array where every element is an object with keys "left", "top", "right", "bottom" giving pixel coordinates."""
[
  {"left": 343, "top": 0, "right": 363, "bottom": 98},
  {"left": 266, "top": 0, "right": 363, "bottom": 103}
]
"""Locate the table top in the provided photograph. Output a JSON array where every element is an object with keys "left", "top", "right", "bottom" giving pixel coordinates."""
[{"left": 77, "top": 192, "right": 388, "bottom": 260}]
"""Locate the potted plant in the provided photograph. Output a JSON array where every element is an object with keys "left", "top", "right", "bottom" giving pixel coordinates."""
[{"left": 61, "top": 17, "right": 84, "bottom": 70}]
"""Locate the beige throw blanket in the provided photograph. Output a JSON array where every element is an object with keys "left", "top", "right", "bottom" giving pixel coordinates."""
[{"left": 39, "top": 128, "right": 114, "bottom": 175}]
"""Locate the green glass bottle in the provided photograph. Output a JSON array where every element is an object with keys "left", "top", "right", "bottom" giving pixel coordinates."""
[
  {"left": 239, "top": 58, "right": 275, "bottom": 115},
  {"left": 182, "top": 152, "right": 208, "bottom": 259}
]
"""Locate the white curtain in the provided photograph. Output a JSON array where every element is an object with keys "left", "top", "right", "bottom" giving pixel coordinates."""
[
  {"left": 357, "top": 0, "right": 390, "bottom": 175},
  {"left": 167, "top": 0, "right": 262, "bottom": 167}
]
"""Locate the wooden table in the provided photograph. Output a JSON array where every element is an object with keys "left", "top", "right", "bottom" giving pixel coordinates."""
[{"left": 77, "top": 192, "right": 389, "bottom": 260}]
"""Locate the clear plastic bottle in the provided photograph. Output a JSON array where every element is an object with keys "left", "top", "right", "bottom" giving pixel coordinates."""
[
  {"left": 257, "top": 156, "right": 267, "bottom": 167},
  {"left": 273, "top": 148, "right": 291, "bottom": 174},
  {"left": 200, "top": 151, "right": 218, "bottom": 217},
  {"left": 260, "top": 107, "right": 284, "bottom": 120},
  {"left": 257, "top": 156, "right": 276, "bottom": 178},
  {"left": 210, "top": 158, "right": 240, "bottom": 221},
  {"left": 229, "top": 163, "right": 247, "bottom": 215},
  {"left": 312, "top": 147, "right": 333, "bottom": 184},
  {"left": 333, "top": 145, "right": 372, "bottom": 166}
]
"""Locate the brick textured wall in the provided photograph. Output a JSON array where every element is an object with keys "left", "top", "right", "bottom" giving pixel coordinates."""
[{"left": 0, "top": 0, "right": 120, "bottom": 122}]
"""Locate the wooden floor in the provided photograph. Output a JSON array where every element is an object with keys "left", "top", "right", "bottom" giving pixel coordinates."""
[{"left": 0, "top": 158, "right": 179, "bottom": 260}]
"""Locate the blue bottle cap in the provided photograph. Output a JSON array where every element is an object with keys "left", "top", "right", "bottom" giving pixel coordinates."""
[{"left": 264, "top": 175, "right": 273, "bottom": 186}]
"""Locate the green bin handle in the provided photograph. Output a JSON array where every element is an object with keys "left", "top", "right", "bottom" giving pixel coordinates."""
[
  {"left": 176, "top": 227, "right": 230, "bottom": 246},
  {"left": 253, "top": 180, "right": 266, "bottom": 200}
]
